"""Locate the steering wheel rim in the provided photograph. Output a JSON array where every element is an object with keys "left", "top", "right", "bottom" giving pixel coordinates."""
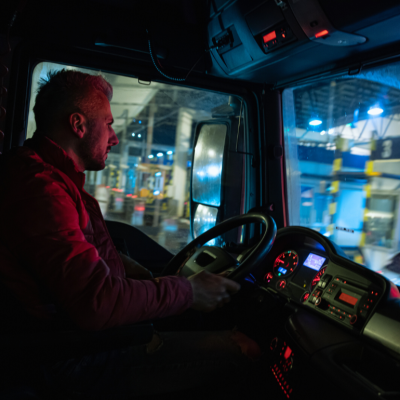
[{"left": 162, "top": 211, "right": 277, "bottom": 282}]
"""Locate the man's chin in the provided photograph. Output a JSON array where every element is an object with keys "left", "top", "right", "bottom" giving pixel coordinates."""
[{"left": 85, "top": 161, "right": 106, "bottom": 171}]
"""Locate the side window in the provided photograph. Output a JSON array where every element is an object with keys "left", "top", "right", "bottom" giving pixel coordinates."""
[
  {"left": 27, "top": 62, "right": 247, "bottom": 254},
  {"left": 282, "top": 62, "right": 400, "bottom": 285}
]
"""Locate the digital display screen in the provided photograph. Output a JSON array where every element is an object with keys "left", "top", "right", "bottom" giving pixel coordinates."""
[
  {"left": 339, "top": 292, "right": 358, "bottom": 306},
  {"left": 303, "top": 253, "right": 326, "bottom": 271},
  {"left": 263, "top": 31, "right": 276, "bottom": 43},
  {"left": 278, "top": 267, "right": 287, "bottom": 275}
]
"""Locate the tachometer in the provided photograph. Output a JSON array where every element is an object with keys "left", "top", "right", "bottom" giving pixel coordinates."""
[
  {"left": 273, "top": 250, "right": 299, "bottom": 277},
  {"left": 311, "top": 266, "right": 327, "bottom": 290}
]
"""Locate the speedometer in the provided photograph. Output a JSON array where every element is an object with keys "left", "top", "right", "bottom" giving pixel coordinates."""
[{"left": 273, "top": 250, "right": 299, "bottom": 277}]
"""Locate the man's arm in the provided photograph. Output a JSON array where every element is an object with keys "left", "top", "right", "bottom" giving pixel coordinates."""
[
  {"left": 119, "top": 253, "right": 153, "bottom": 280},
  {"left": 0, "top": 173, "right": 193, "bottom": 330}
]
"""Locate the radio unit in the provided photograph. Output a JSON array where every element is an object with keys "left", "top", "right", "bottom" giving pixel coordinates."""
[{"left": 308, "top": 276, "right": 381, "bottom": 328}]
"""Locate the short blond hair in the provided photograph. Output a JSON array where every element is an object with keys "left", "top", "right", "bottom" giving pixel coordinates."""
[{"left": 33, "top": 69, "right": 113, "bottom": 135}]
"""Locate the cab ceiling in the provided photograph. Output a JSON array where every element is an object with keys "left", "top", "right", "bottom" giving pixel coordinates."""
[{"left": 1, "top": 0, "right": 400, "bottom": 87}]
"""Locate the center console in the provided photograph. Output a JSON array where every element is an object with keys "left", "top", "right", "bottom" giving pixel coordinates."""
[{"left": 308, "top": 275, "right": 382, "bottom": 330}]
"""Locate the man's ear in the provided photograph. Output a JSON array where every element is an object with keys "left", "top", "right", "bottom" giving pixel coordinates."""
[{"left": 69, "top": 113, "right": 87, "bottom": 139}]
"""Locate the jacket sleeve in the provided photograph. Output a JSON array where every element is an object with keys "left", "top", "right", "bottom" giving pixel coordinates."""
[{"left": 1, "top": 175, "right": 193, "bottom": 331}]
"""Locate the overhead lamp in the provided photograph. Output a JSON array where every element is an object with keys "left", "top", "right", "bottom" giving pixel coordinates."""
[
  {"left": 155, "top": 171, "right": 162, "bottom": 176},
  {"left": 138, "top": 134, "right": 142, "bottom": 138},
  {"left": 320, "top": 130, "right": 326, "bottom": 135},
  {"left": 132, "top": 133, "right": 135, "bottom": 137},
  {"left": 139, "top": 120, "right": 142, "bottom": 124},
  {"left": 148, "top": 154, "right": 154, "bottom": 159},
  {"left": 167, "top": 151, "right": 173, "bottom": 155},
  {"left": 153, "top": 190, "right": 160, "bottom": 195},
  {"left": 309, "top": 119, "right": 322, "bottom": 126},
  {"left": 157, "top": 152, "right": 163, "bottom": 157},
  {"left": 368, "top": 107, "right": 383, "bottom": 116}
]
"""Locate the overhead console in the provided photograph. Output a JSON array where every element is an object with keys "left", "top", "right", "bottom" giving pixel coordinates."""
[{"left": 207, "top": 0, "right": 400, "bottom": 83}]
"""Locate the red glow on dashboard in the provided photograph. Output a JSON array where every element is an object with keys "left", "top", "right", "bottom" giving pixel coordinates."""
[
  {"left": 339, "top": 292, "right": 358, "bottom": 306},
  {"left": 284, "top": 346, "right": 292, "bottom": 359},
  {"left": 263, "top": 31, "right": 276, "bottom": 43}
]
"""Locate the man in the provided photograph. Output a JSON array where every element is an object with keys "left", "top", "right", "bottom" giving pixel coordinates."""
[{"left": 0, "top": 70, "right": 260, "bottom": 399}]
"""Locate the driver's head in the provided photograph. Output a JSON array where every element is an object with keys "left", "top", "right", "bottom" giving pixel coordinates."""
[{"left": 33, "top": 69, "right": 119, "bottom": 171}]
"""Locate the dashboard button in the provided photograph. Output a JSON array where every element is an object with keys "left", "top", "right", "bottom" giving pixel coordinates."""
[
  {"left": 350, "top": 315, "right": 357, "bottom": 325},
  {"left": 315, "top": 297, "right": 322, "bottom": 306}
]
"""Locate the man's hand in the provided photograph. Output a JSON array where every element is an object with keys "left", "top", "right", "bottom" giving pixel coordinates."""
[
  {"left": 119, "top": 253, "right": 153, "bottom": 280},
  {"left": 188, "top": 270, "right": 241, "bottom": 313}
]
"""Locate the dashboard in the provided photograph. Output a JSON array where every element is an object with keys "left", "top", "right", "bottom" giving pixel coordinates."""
[
  {"left": 251, "top": 226, "right": 400, "bottom": 400},
  {"left": 258, "top": 228, "right": 386, "bottom": 333}
]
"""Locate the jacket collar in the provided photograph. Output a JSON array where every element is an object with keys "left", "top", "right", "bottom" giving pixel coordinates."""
[{"left": 24, "top": 135, "right": 86, "bottom": 190}]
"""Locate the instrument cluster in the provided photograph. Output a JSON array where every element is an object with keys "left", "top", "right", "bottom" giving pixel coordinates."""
[{"left": 264, "top": 249, "right": 329, "bottom": 303}]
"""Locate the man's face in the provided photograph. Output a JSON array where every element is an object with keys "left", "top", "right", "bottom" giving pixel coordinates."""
[{"left": 78, "top": 92, "right": 119, "bottom": 171}]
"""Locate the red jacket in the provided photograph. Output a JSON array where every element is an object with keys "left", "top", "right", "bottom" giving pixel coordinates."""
[{"left": 0, "top": 135, "right": 193, "bottom": 331}]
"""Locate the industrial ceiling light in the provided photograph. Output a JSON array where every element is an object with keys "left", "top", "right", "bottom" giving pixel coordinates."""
[
  {"left": 309, "top": 119, "right": 322, "bottom": 126},
  {"left": 157, "top": 152, "right": 163, "bottom": 157},
  {"left": 368, "top": 107, "right": 383, "bottom": 116}
]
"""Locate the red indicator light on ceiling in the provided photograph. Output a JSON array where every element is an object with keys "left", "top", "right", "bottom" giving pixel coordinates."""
[
  {"left": 263, "top": 31, "right": 277, "bottom": 43},
  {"left": 315, "top": 30, "right": 329, "bottom": 38}
]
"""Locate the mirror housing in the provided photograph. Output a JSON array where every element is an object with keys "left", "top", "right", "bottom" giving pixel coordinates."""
[{"left": 190, "top": 120, "right": 229, "bottom": 241}]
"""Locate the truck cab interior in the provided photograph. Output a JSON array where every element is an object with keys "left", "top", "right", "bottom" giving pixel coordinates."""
[{"left": 1, "top": 0, "right": 400, "bottom": 399}]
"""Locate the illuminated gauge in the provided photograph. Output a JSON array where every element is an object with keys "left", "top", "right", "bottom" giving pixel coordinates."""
[
  {"left": 270, "top": 337, "right": 278, "bottom": 352},
  {"left": 264, "top": 271, "right": 274, "bottom": 283},
  {"left": 301, "top": 292, "right": 310, "bottom": 303},
  {"left": 310, "top": 266, "right": 327, "bottom": 290},
  {"left": 273, "top": 250, "right": 299, "bottom": 277},
  {"left": 276, "top": 279, "right": 286, "bottom": 290}
]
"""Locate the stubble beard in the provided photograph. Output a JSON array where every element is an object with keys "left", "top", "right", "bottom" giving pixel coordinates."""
[{"left": 78, "top": 123, "right": 105, "bottom": 171}]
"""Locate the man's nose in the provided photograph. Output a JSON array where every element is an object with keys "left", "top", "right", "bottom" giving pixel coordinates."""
[{"left": 110, "top": 130, "right": 119, "bottom": 146}]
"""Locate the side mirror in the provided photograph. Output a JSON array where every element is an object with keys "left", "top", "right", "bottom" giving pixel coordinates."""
[{"left": 190, "top": 121, "right": 229, "bottom": 242}]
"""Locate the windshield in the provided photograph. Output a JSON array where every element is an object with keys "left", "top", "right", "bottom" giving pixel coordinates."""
[{"left": 283, "top": 61, "right": 400, "bottom": 286}]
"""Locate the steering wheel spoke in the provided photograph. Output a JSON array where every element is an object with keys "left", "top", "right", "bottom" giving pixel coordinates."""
[{"left": 163, "top": 212, "right": 277, "bottom": 283}]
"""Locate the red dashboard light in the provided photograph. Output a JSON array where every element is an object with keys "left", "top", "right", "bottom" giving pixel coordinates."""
[
  {"left": 263, "top": 31, "right": 277, "bottom": 43},
  {"left": 284, "top": 346, "right": 292, "bottom": 359},
  {"left": 315, "top": 30, "right": 329, "bottom": 38}
]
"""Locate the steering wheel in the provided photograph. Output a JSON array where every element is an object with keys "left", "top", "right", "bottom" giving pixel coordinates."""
[{"left": 162, "top": 211, "right": 277, "bottom": 282}]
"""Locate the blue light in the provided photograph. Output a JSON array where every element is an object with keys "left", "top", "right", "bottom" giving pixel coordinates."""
[
  {"left": 155, "top": 172, "right": 161, "bottom": 176},
  {"left": 132, "top": 133, "right": 135, "bottom": 137},
  {"left": 167, "top": 151, "right": 173, "bottom": 155},
  {"left": 148, "top": 155, "right": 154, "bottom": 159},
  {"left": 368, "top": 107, "right": 383, "bottom": 116},
  {"left": 139, "top": 120, "right": 142, "bottom": 124},
  {"left": 157, "top": 152, "right": 163, "bottom": 157},
  {"left": 309, "top": 119, "right": 322, "bottom": 126},
  {"left": 138, "top": 134, "right": 141, "bottom": 138},
  {"left": 153, "top": 190, "right": 160, "bottom": 195}
]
